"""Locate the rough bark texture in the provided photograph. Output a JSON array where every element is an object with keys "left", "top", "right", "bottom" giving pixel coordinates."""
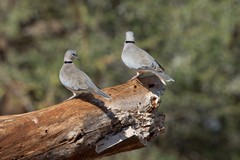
[{"left": 0, "top": 75, "right": 166, "bottom": 160}]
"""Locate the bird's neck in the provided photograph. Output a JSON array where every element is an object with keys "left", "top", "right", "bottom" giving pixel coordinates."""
[
  {"left": 64, "top": 57, "right": 73, "bottom": 64},
  {"left": 64, "top": 61, "right": 72, "bottom": 64},
  {"left": 123, "top": 42, "right": 135, "bottom": 52},
  {"left": 125, "top": 41, "right": 135, "bottom": 44}
]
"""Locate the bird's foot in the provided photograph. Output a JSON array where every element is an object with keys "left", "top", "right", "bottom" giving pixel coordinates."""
[
  {"left": 128, "top": 72, "right": 140, "bottom": 82},
  {"left": 64, "top": 94, "right": 77, "bottom": 101}
]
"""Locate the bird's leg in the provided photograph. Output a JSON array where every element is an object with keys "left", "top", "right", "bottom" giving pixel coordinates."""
[
  {"left": 129, "top": 72, "right": 140, "bottom": 81},
  {"left": 66, "top": 93, "right": 77, "bottom": 101}
]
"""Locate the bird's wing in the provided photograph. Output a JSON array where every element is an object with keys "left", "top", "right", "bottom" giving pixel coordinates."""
[
  {"left": 132, "top": 46, "right": 165, "bottom": 72},
  {"left": 60, "top": 65, "right": 92, "bottom": 91}
]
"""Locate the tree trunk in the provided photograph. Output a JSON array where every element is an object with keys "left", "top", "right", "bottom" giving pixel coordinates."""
[{"left": 0, "top": 75, "right": 166, "bottom": 160}]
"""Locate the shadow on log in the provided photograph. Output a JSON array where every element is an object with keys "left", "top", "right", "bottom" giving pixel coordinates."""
[{"left": 0, "top": 75, "right": 167, "bottom": 160}]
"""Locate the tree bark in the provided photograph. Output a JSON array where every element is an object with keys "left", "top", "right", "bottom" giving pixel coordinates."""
[{"left": 0, "top": 75, "right": 166, "bottom": 160}]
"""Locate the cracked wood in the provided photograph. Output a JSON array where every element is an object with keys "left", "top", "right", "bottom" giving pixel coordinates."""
[{"left": 0, "top": 75, "right": 166, "bottom": 160}]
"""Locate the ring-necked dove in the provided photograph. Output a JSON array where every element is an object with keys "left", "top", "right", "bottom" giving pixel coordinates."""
[
  {"left": 59, "top": 50, "right": 111, "bottom": 100},
  {"left": 121, "top": 31, "right": 175, "bottom": 85}
]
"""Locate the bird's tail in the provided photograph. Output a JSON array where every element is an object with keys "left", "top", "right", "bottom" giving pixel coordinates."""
[
  {"left": 94, "top": 88, "right": 112, "bottom": 100},
  {"left": 152, "top": 71, "right": 175, "bottom": 85}
]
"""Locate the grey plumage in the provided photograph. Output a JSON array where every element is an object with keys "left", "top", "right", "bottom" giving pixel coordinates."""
[
  {"left": 59, "top": 50, "right": 111, "bottom": 100},
  {"left": 121, "top": 31, "right": 174, "bottom": 85}
]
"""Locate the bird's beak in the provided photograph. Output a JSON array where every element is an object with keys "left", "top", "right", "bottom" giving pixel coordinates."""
[{"left": 74, "top": 55, "right": 80, "bottom": 60}]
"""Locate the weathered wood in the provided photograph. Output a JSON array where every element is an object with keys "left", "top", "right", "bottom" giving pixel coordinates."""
[{"left": 0, "top": 75, "right": 166, "bottom": 160}]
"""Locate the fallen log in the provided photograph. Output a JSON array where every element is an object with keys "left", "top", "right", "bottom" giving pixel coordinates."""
[{"left": 0, "top": 75, "right": 166, "bottom": 160}]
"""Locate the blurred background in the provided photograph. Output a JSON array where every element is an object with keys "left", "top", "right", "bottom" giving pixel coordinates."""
[{"left": 0, "top": 0, "right": 239, "bottom": 160}]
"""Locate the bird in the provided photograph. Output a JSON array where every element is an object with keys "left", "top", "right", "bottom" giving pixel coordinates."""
[
  {"left": 121, "top": 31, "right": 174, "bottom": 85},
  {"left": 59, "top": 50, "right": 111, "bottom": 100}
]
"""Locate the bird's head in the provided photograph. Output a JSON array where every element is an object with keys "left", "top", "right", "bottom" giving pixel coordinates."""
[
  {"left": 64, "top": 50, "right": 79, "bottom": 61},
  {"left": 125, "top": 31, "right": 135, "bottom": 42}
]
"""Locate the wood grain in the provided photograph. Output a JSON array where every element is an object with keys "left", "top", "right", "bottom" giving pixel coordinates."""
[{"left": 0, "top": 75, "right": 166, "bottom": 160}]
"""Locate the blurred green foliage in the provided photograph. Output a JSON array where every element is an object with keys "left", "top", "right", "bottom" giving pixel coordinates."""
[{"left": 0, "top": 0, "right": 240, "bottom": 160}]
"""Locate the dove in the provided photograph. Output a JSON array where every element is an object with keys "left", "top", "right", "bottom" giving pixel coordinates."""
[
  {"left": 121, "top": 31, "right": 174, "bottom": 85},
  {"left": 59, "top": 50, "right": 111, "bottom": 100}
]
